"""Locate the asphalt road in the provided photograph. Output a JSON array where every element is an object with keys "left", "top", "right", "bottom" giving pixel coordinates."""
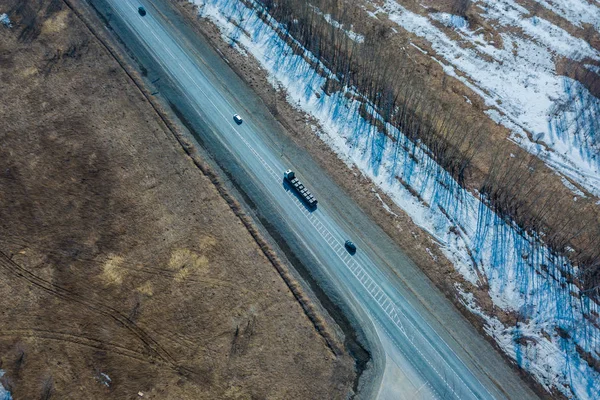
[{"left": 88, "top": 0, "right": 540, "bottom": 398}]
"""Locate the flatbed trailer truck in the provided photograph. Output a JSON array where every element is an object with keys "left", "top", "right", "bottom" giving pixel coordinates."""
[{"left": 284, "top": 169, "right": 318, "bottom": 208}]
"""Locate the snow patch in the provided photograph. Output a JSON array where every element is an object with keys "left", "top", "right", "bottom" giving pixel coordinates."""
[
  {"left": 456, "top": 284, "right": 599, "bottom": 397},
  {"left": 323, "top": 14, "right": 364, "bottom": 43},
  {"left": 96, "top": 372, "right": 111, "bottom": 387},
  {"left": 584, "top": 64, "right": 600, "bottom": 74},
  {"left": 531, "top": 0, "right": 600, "bottom": 30},
  {"left": 311, "top": 6, "right": 364, "bottom": 43},
  {"left": 560, "top": 176, "right": 586, "bottom": 198},
  {"left": 430, "top": 13, "right": 468, "bottom": 30},
  {"left": 425, "top": 248, "right": 438, "bottom": 261},
  {"left": 0, "top": 371, "right": 12, "bottom": 400},
  {"left": 375, "top": 193, "right": 398, "bottom": 217},
  {"left": 409, "top": 42, "right": 428, "bottom": 54},
  {"left": 0, "top": 13, "right": 11, "bottom": 27}
]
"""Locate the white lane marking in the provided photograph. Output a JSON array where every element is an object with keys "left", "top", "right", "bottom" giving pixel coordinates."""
[
  {"left": 114, "top": 2, "right": 493, "bottom": 398},
  {"left": 415, "top": 382, "right": 429, "bottom": 397},
  {"left": 373, "top": 316, "right": 441, "bottom": 400}
]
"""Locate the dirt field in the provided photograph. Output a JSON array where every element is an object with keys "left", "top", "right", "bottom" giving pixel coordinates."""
[{"left": 0, "top": 1, "right": 355, "bottom": 398}]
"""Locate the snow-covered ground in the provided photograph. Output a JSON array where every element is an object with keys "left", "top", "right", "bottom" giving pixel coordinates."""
[
  {"left": 0, "top": 370, "right": 12, "bottom": 400},
  {"left": 366, "top": 0, "right": 600, "bottom": 198},
  {"left": 192, "top": 0, "right": 600, "bottom": 397},
  {"left": 532, "top": 0, "right": 600, "bottom": 30}
]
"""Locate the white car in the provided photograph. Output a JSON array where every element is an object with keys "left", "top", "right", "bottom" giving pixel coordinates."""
[{"left": 233, "top": 114, "right": 243, "bottom": 125}]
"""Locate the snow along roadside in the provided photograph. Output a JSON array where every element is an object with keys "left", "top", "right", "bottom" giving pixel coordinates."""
[
  {"left": 366, "top": 0, "right": 600, "bottom": 198},
  {"left": 192, "top": 0, "right": 600, "bottom": 398}
]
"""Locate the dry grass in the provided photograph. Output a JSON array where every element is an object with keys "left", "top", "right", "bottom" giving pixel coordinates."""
[{"left": 0, "top": 1, "right": 354, "bottom": 398}]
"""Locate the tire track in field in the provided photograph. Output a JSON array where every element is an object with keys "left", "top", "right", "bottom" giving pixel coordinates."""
[
  {"left": 0, "top": 328, "right": 152, "bottom": 364},
  {"left": 0, "top": 239, "right": 266, "bottom": 296},
  {"left": 0, "top": 239, "right": 275, "bottom": 360},
  {"left": 0, "top": 250, "right": 190, "bottom": 373}
]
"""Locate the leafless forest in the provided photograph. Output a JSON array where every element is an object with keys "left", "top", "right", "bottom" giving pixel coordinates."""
[{"left": 252, "top": 0, "right": 600, "bottom": 295}]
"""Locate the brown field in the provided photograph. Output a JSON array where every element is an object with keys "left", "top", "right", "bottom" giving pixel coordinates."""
[{"left": 0, "top": 1, "right": 355, "bottom": 398}]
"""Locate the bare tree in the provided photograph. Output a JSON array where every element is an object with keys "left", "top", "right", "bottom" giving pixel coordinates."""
[{"left": 253, "top": 0, "right": 600, "bottom": 296}]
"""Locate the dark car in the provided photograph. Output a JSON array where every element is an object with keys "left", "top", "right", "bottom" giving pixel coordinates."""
[
  {"left": 233, "top": 114, "right": 243, "bottom": 125},
  {"left": 138, "top": 6, "right": 147, "bottom": 16},
  {"left": 344, "top": 240, "right": 356, "bottom": 254}
]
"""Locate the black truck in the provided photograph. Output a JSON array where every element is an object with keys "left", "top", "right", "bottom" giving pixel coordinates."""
[{"left": 284, "top": 169, "right": 318, "bottom": 208}]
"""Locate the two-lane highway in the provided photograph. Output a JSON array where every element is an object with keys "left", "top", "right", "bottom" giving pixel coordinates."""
[{"left": 89, "top": 0, "right": 540, "bottom": 398}]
